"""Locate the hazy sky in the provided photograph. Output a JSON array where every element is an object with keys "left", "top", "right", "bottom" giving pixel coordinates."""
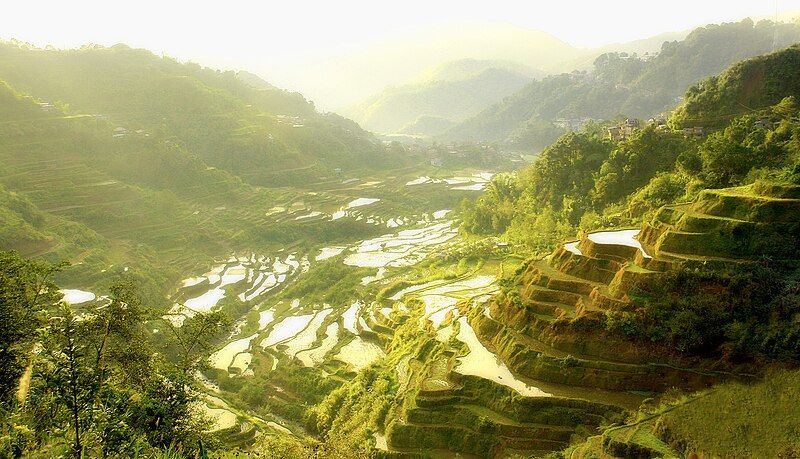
[
  {"left": 2, "top": 0, "right": 798, "bottom": 106},
  {"left": 3, "top": 1, "right": 796, "bottom": 57}
]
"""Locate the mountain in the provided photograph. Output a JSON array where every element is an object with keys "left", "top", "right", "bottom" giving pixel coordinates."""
[
  {"left": 445, "top": 18, "right": 800, "bottom": 150},
  {"left": 235, "top": 70, "right": 278, "bottom": 90},
  {"left": 546, "top": 29, "right": 691, "bottom": 74},
  {"left": 0, "top": 41, "right": 403, "bottom": 186},
  {"left": 411, "top": 58, "right": 537, "bottom": 84},
  {"left": 457, "top": 44, "right": 800, "bottom": 457},
  {"left": 341, "top": 28, "right": 697, "bottom": 137},
  {"left": 671, "top": 44, "right": 800, "bottom": 128},
  {"left": 263, "top": 22, "right": 581, "bottom": 110},
  {"left": 0, "top": 42, "right": 412, "bottom": 304},
  {"left": 341, "top": 59, "right": 535, "bottom": 135}
]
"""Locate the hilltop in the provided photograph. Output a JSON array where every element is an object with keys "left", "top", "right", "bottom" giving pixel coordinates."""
[
  {"left": 0, "top": 41, "right": 404, "bottom": 186},
  {"left": 672, "top": 44, "right": 800, "bottom": 128},
  {"left": 445, "top": 18, "right": 800, "bottom": 150}
]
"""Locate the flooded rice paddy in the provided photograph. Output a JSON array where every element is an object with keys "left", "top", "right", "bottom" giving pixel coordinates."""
[
  {"left": 60, "top": 289, "right": 96, "bottom": 304},
  {"left": 454, "top": 317, "right": 550, "bottom": 397}
]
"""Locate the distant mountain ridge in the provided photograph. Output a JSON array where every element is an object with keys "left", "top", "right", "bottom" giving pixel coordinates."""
[
  {"left": 412, "top": 58, "right": 539, "bottom": 83},
  {"left": 268, "top": 22, "right": 580, "bottom": 110},
  {"left": 444, "top": 18, "right": 800, "bottom": 150},
  {"left": 0, "top": 41, "right": 402, "bottom": 185},
  {"left": 341, "top": 59, "right": 534, "bottom": 135}
]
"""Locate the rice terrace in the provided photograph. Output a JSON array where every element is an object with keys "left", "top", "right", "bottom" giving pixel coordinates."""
[{"left": 1, "top": 2, "right": 800, "bottom": 458}]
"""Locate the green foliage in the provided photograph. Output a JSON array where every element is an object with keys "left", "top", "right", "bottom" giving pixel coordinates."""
[
  {"left": 460, "top": 131, "right": 613, "bottom": 250},
  {"left": 0, "top": 251, "right": 228, "bottom": 458},
  {"left": 278, "top": 258, "right": 371, "bottom": 305},
  {"left": 626, "top": 172, "right": 691, "bottom": 217},
  {"left": 608, "top": 263, "right": 799, "bottom": 358},
  {"left": 309, "top": 368, "right": 396, "bottom": 457},
  {"left": 697, "top": 108, "right": 799, "bottom": 187},
  {"left": 448, "top": 19, "right": 800, "bottom": 149},
  {"left": 671, "top": 44, "right": 800, "bottom": 129},
  {"left": 591, "top": 126, "right": 689, "bottom": 205},
  {"left": 460, "top": 172, "right": 522, "bottom": 234},
  {"left": 0, "top": 251, "right": 62, "bottom": 405},
  {"left": 523, "top": 132, "right": 612, "bottom": 212}
]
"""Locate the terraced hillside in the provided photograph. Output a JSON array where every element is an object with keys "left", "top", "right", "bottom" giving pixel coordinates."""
[
  {"left": 156, "top": 180, "right": 799, "bottom": 458},
  {"left": 639, "top": 181, "right": 800, "bottom": 261},
  {"left": 396, "top": 182, "right": 800, "bottom": 457},
  {"left": 0, "top": 41, "right": 404, "bottom": 185},
  {"left": 448, "top": 181, "right": 798, "bottom": 457},
  {"left": 174, "top": 223, "right": 632, "bottom": 456},
  {"left": 1, "top": 77, "right": 510, "bottom": 305}
]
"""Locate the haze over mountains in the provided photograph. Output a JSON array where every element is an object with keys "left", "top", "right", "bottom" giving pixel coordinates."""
[
  {"left": 333, "top": 16, "right": 799, "bottom": 138},
  {"left": 275, "top": 23, "right": 579, "bottom": 111},
  {"left": 339, "top": 58, "right": 536, "bottom": 135},
  {"left": 444, "top": 18, "right": 800, "bottom": 149}
]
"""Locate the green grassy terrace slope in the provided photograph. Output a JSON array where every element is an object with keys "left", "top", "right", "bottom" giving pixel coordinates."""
[{"left": 0, "top": 41, "right": 406, "bottom": 186}]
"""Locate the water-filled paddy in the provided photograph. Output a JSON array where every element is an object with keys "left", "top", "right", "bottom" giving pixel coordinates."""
[
  {"left": 281, "top": 308, "right": 333, "bottom": 357},
  {"left": 564, "top": 241, "right": 582, "bottom": 255},
  {"left": 344, "top": 222, "right": 457, "bottom": 268},
  {"left": 294, "top": 210, "right": 324, "bottom": 220},
  {"left": 185, "top": 288, "right": 226, "bottom": 312},
  {"left": 455, "top": 317, "right": 549, "bottom": 397},
  {"left": 60, "top": 289, "right": 96, "bottom": 304},
  {"left": 451, "top": 183, "right": 486, "bottom": 191},
  {"left": 202, "top": 405, "right": 237, "bottom": 431},
  {"left": 588, "top": 229, "right": 651, "bottom": 258},
  {"left": 347, "top": 197, "right": 380, "bottom": 208},
  {"left": 315, "top": 246, "right": 346, "bottom": 261},
  {"left": 209, "top": 333, "right": 258, "bottom": 371},
  {"left": 258, "top": 309, "right": 275, "bottom": 330},
  {"left": 342, "top": 301, "right": 362, "bottom": 334},
  {"left": 261, "top": 313, "right": 315, "bottom": 348},
  {"left": 296, "top": 322, "right": 339, "bottom": 367}
]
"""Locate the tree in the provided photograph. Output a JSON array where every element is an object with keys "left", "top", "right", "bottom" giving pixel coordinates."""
[
  {"left": 0, "top": 251, "right": 63, "bottom": 406},
  {"left": 36, "top": 282, "right": 151, "bottom": 457}
]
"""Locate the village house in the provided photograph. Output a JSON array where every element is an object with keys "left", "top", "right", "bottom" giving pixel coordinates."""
[
  {"left": 681, "top": 126, "right": 705, "bottom": 139},
  {"left": 754, "top": 116, "right": 779, "bottom": 129},
  {"left": 608, "top": 118, "right": 640, "bottom": 141}
]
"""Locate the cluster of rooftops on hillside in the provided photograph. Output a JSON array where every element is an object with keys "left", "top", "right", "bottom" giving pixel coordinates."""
[
  {"left": 607, "top": 117, "right": 705, "bottom": 141},
  {"left": 607, "top": 114, "right": 782, "bottom": 142}
]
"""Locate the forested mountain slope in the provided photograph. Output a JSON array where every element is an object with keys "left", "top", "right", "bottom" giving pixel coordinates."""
[
  {"left": 450, "top": 41, "right": 800, "bottom": 459},
  {"left": 0, "top": 52, "right": 406, "bottom": 304},
  {"left": 446, "top": 19, "right": 800, "bottom": 150},
  {"left": 672, "top": 44, "right": 800, "bottom": 128},
  {"left": 462, "top": 44, "right": 800, "bottom": 251},
  {"left": 0, "top": 41, "right": 404, "bottom": 185},
  {"left": 341, "top": 59, "right": 534, "bottom": 135}
]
